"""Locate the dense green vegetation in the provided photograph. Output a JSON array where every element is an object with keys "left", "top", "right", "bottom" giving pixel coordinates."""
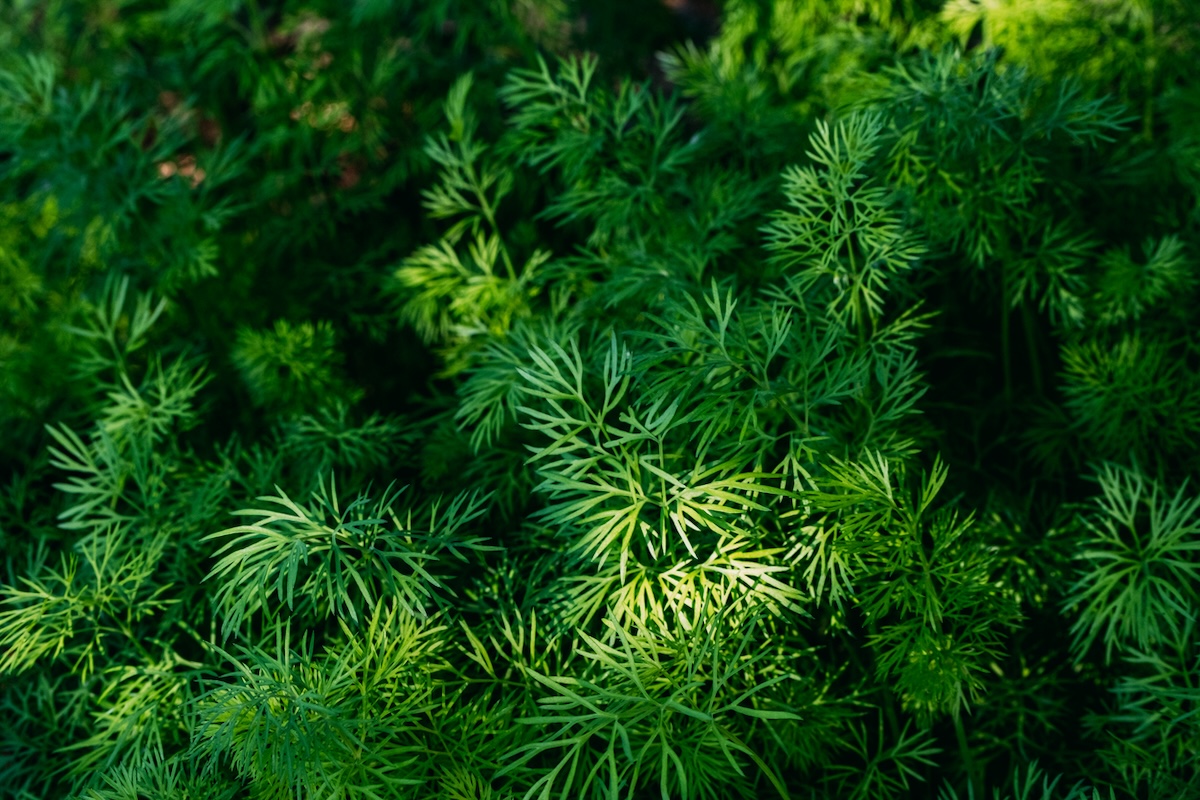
[{"left": 2, "top": 1, "right": 1199, "bottom": 798}]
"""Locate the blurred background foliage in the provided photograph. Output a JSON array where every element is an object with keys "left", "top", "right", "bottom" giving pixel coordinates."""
[{"left": 1, "top": 0, "right": 1199, "bottom": 798}]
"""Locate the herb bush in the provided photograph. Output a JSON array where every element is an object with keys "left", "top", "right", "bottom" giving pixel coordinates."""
[{"left": 1, "top": 1, "right": 1199, "bottom": 798}]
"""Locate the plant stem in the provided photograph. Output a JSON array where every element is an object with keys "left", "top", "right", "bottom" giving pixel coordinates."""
[
  {"left": 954, "top": 711, "right": 981, "bottom": 799},
  {"left": 1000, "top": 271, "right": 1012, "bottom": 404},
  {"left": 1021, "top": 299, "right": 1043, "bottom": 397},
  {"left": 1143, "top": 8, "right": 1156, "bottom": 141},
  {"left": 861, "top": 619, "right": 901, "bottom": 743}
]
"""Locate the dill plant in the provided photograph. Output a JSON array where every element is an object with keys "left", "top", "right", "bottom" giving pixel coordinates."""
[{"left": 2, "top": 2, "right": 1200, "bottom": 799}]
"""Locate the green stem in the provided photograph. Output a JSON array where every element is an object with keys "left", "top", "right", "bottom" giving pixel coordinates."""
[
  {"left": 862, "top": 619, "right": 901, "bottom": 743},
  {"left": 1020, "top": 299, "right": 1043, "bottom": 397},
  {"left": 1000, "top": 271, "right": 1012, "bottom": 404},
  {"left": 1143, "top": 10, "right": 1156, "bottom": 141},
  {"left": 848, "top": 245, "right": 867, "bottom": 347},
  {"left": 954, "top": 712, "right": 981, "bottom": 799},
  {"left": 852, "top": 290, "right": 867, "bottom": 347},
  {"left": 467, "top": 165, "right": 517, "bottom": 280}
]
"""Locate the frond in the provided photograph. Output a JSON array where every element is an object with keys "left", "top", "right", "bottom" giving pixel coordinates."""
[
  {"left": 1063, "top": 463, "right": 1200, "bottom": 663},
  {"left": 203, "top": 477, "right": 494, "bottom": 638}
]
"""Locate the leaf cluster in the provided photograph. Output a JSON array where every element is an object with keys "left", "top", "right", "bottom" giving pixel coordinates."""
[{"left": 3, "top": 2, "right": 1200, "bottom": 799}]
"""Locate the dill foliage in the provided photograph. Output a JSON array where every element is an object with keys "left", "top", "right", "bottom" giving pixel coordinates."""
[{"left": 2, "top": 1, "right": 1199, "bottom": 799}]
